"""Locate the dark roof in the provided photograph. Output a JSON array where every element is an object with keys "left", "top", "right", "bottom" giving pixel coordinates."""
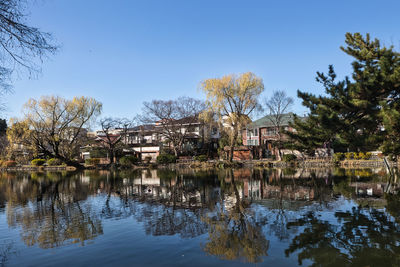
[
  {"left": 155, "top": 115, "right": 201, "bottom": 126},
  {"left": 95, "top": 134, "right": 121, "bottom": 144},
  {"left": 127, "top": 125, "right": 156, "bottom": 132},
  {"left": 175, "top": 115, "right": 201, "bottom": 124},
  {"left": 247, "top": 112, "right": 304, "bottom": 129}
]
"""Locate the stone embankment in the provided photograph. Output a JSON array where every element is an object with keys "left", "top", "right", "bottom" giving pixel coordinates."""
[
  {"left": 340, "top": 159, "right": 386, "bottom": 168},
  {"left": 1, "top": 166, "right": 77, "bottom": 172}
]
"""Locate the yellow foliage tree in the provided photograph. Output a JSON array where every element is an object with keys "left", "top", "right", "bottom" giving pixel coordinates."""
[
  {"left": 11, "top": 96, "right": 102, "bottom": 164},
  {"left": 6, "top": 118, "right": 34, "bottom": 163},
  {"left": 200, "top": 72, "right": 264, "bottom": 161}
]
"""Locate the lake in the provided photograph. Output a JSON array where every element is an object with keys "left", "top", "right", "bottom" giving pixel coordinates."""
[{"left": 0, "top": 168, "right": 399, "bottom": 266}]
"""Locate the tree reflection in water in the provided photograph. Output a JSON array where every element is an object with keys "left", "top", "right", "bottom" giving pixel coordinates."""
[
  {"left": 0, "top": 167, "right": 400, "bottom": 266},
  {"left": 0, "top": 241, "right": 16, "bottom": 267},
  {"left": 285, "top": 205, "right": 400, "bottom": 266},
  {"left": 4, "top": 172, "right": 103, "bottom": 249},
  {"left": 202, "top": 169, "right": 269, "bottom": 263}
]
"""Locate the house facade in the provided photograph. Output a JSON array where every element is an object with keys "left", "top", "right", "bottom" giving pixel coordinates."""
[
  {"left": 151, "top": 116, "right": 219, "bottom": 156},
  {"left": 123, "top": 125, "right": 160, "bottom": 161},
  {"left": 83, "top": 116, "right": 221, "bottom": 162},
  {"left": 242, "top": 113, "right": 299, "bottom": 158}
]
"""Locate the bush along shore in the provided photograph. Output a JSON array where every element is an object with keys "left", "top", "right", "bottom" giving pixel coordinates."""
[
  {"left": 0, "top": 151, "right": 395, "bottom": 172},
  {"left": 0, "top": 158, "right": 76, "bottom": 172}
]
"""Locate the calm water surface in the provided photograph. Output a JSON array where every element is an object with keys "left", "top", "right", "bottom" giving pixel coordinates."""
[{"left": 0, "top": 168, "right": 399, "bottom": 266}]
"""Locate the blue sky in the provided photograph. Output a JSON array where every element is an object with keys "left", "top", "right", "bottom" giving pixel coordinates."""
[{"left": 3, "top": 0, "right": 400, "bottom": 120}]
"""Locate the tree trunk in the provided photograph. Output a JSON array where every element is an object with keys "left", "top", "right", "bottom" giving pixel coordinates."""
[
  {"left": 173, "top": 145, "right": 178, "bottom": 157},
  {"left": 109, "top": 150, "right": 114, "bottom": 165},
  {"left": 229, "top": 146, "right": 234, "bottom": 162},
  {"left": 277, "top": 134, "right": 282, "bottom": 161},
  {"left": 229, "top": 130, "right": 238, "bottom": 162}
]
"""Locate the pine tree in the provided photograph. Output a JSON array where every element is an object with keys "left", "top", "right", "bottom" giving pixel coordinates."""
[
  {"left": 380, "top": 102, "right": 400, "bottom": 158},
  {"left": 288, "top": 33, "right": 400, "bottom": 155}
]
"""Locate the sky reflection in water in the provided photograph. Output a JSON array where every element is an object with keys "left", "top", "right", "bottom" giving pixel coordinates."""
[{"left": 0, "top": 167, "right": 399, "bottom": 267}]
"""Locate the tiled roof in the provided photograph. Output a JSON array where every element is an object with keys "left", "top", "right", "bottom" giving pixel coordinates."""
[
  {"left": 155, "top": 115, "right": 201, "bottom": 126},
  {"left": 247, "top": 112, "right": 304, "bottom": 129},
  {"left": 127, "top": 125, "right": 156, "bottom": 132}
]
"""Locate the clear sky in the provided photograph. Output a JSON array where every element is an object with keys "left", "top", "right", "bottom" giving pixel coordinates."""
[{"left": 3, "top": 0, "right": 400, "bottom": 120}]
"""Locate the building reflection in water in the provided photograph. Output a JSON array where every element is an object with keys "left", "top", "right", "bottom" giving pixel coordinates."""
[{"left": 0, "top": 167, "right": 399, "bottom": 264}]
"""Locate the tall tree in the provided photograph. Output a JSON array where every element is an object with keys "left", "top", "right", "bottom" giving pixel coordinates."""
[
  {"left": 264, "top": 90, "right": 293, "bottom": 160},
  {"left": 140, "top": 97, "right": 205, "bottom": 156},
  {"left": 17, "top": 96, "right": 102, "bottom": 164},
  {"left": 288, "top": 33, "right": 400, "bottom": 155},
  {"left": 200, "top": 72, "right": 264, "bottom": 161}
]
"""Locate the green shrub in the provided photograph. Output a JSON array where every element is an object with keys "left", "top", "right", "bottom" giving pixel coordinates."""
[
  {"left": 85, "top": 158, "right": 100, "bottom": 165},
  {"left": 119, "top": 156, "right": 139, "bottom": 166},
  {"left": 282, "top": 154, "right": 297, "bottom": 162},
  {"left": 356, "top": 152, "right": 366, "bottom": 160},
  {"left": 31, "top": 159, "right": 46, "bottom": 166},
  {"left": 333, "top": 152, "right": 344, "bottom": 162},
  {"left": 156, "top": 154, "right": 176, "bottom": 164},
  {"left": 347, "top": 152, "right": 372, "bottom": 160},
  {"left": 47, "top": 158, "right": 62, "bottom": 166},
  {"left": 2, "top": 161, "right": 16, "bottom": 167},
  {"left": 195, "top": 155, "right": 208, "bottom": 162},
  {"left": 345, "top": 152, "right": 354, "bottom": 160},
  {"left": 271, "top": 155, "right": 276, "bottom": 161}
]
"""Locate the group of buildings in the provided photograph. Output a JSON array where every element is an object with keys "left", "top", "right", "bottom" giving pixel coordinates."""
[
  {"left": 83, "top": 116, "right": 220, "bottom": 162},
  {"left": 83, "top": 113, "right": 302, "bottom": 162}
]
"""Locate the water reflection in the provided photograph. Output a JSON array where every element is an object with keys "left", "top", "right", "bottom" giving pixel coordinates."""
[
  {"left": 285, "top": 207, "right": 400, "bottom": 266},
  {"left": 202, "top": 169, "right": 269, "bottom": 263},
  {"left": 0, "top": 168, "right": 399, "bottom": 266},
  {"left": 3, "top": 172, "right": 103, "bottom": 248},
  {"left": 0, "top": 241, "right": 16, "bottom": 267}
]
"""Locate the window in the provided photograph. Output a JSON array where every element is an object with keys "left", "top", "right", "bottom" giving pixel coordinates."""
[
  {"left": 265, "top": 128, "right": 277, "bottom": 136},
  {"left": 246, "top": 139, "right": 259, "bottom": 146},
  {"left": 247, "top": 128, "right": 258, "bottom": 137}
]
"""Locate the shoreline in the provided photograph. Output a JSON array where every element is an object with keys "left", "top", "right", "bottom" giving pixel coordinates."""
[{"left": 0, "top": 159, "right": 395, "bottom": 172}]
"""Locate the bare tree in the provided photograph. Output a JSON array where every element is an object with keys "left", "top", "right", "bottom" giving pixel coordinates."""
[
  {"left": 0, "top": 69, "right": 11, "bottom": 112},
  {"left": 98, "top": 117, "right": 134, "bottom": 164},
  {"left": 0, "top": 0, "right": 58, "bottom": 112},
  {"left": 0, "top": 0, "right": 57, "bottom": 74},
  {"left": 140, "top": 97, "right": 205, "bottom": 156},
  {"left": 264, "top": 90, "right": 294, "bottom": 160}
]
